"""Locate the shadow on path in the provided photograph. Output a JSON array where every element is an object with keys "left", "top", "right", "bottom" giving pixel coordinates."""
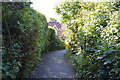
[{"left": 29, "top": 50, "right": 75, "bottom": 78}]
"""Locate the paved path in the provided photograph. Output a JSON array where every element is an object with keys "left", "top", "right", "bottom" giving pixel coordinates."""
[{"left": 30, "top": 50, "right": 75, "bottom": 78}]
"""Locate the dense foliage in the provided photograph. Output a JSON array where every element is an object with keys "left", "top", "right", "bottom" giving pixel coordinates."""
[
  {"left": 48, "top": 18, "right": 57, "bottom": 22},
  {"left": 2, "top": 2, "right": 48, "bottom": 78},
  {"left": 47, "top": 27, "right": 65, "bottom": 51},
  {"left": 2, "top": 2, "right": 64, "bottom": 78},
  {"left": 55, "top": 1, "right": 120, "bottom": 79}
]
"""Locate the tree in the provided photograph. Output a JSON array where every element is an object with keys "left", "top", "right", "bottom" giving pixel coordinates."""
[{"left": 49, "top": 18, "right": 57, "bottom": 22}]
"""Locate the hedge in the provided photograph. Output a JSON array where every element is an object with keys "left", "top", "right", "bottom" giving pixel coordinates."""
[
  {"left": 55, "top": 1, "right": 120, "bottom": 79},
  {"left": 47, "top": 26, "right": 65, "bottom": 51},
  {"left": 2, "top": 2, "right": 47, "bottom": 78}
]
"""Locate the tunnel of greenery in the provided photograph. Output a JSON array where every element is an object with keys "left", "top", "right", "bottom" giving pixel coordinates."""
[
  {"left": 55, "top": 1, "right": 120, "bottom": 79},
  {"left": 2, "top": 2, "right": 65, "bottom": 78}
]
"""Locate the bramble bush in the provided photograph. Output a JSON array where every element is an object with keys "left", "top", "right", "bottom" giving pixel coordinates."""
[{"left": 55, "top": 1, "right": 120, "bottom": 79}]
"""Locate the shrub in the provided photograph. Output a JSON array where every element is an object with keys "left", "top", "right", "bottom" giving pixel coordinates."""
[
  {"left": 2, "top": 2, "right": 48, "bottom": 78},
  {"left": 47, "top": 27, "right": 65, "bottom": 51},
  {"left": 55, "top": 1, "right": 120, "bottom": 79}
]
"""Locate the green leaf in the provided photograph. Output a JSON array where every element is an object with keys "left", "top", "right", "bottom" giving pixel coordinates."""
[
  {"left": 97, "top": 56, "right": 103, "bottom": 60},
  {"left": 2, "top": 65, "right": 9, "bottom": 71},
  {"left": 104, "top": 60, "right": 112, "bottom": 65}
]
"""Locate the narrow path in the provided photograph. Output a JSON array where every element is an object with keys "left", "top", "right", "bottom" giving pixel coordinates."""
[{"left": 30, "top": 50, "right": 75, "bottom": 78}]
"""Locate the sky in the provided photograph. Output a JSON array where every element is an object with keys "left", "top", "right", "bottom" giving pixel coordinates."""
[{"left": 30, "top": 0, "right": 63, "bottom": 22}]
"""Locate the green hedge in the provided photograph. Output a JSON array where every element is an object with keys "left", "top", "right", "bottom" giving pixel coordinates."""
[
  {"left": 55, "top": 1, "right": 120, "bottom": 79},
  {"left": 2, "top": 2, "right": 48, "bottom": 78},
  {"left": 47, "top": 27, "right": 65, "bottom": 51}
]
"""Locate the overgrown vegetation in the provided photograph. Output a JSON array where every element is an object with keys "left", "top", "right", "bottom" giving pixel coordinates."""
[
  {"left": 55, "top": 1, "right": 120, "bottom": 79},
  {"left": 47, "top": 27, "right": 65, "bottom": 51},
  {"left": 2, "top": 2, "right": 64, "bottom": 78}
]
